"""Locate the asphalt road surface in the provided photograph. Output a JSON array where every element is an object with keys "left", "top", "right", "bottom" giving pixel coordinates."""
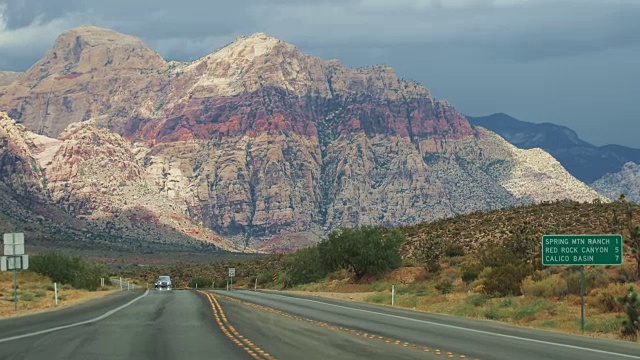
[{"left": 0, "top": 288, "right": 639, "bottom": 360}]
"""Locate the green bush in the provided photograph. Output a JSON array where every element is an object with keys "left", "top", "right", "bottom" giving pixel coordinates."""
[
  {"left": 256, "top": 272, "right": 273, "bottom": 286},
  {"left": 446, "top": 244, "right": 465, "bottom": 257},
  {"left": 72, "top": 263, "right": 106, "bottom": 291},
  {"left": 483, "top": 306, "right": 501, "bottom": 320},
  {"left": 318, "top": 226, "right": 405, "bottom": 281},
  {"left": 521, "top": 274, "right": 568, "bottom": 298},
  {"left": 30, "top": 251, "right": 80, "bottom": 284},
  {"left": 435, "top": 280, "right": 453, "bottom": 294},
  {"left": 466, "top": 293, "right": 489, "bottom": 307},
  {"left": 500, "top": 297, "right": 515, "bottom": 308},
  {"left": 476, "top": 244, "right": 533, "bottom": 297},
  {"left": 462, "top": 264, "right": 483, "bottom": 283},
  {"left": 30, "top": 251, "right": 109, "bottom": 291},
  {"left": 480, "top": 263, "right": 532, "bottom": 297}
]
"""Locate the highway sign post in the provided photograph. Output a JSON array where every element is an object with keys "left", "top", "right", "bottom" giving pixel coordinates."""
[
  {"left": 2, "top": 233, "right": 28, "bottom": 311},
  {"left": 229, "top": 268, "right": 235, "bottom": 290},
  {"left": 542, "top": 234, "right": 623, "bottom": 332}
]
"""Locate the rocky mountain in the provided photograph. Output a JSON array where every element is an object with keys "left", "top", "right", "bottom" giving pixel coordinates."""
[
  {"left": 0, "top": 113, "right": 241, "bottom": 253},
  {"left": 0, "top": 27, "right": 606, "bottom": 252},
  {"left": 467, "top": 113, "right": 640, "bottom": 184},
  {"left": 591, "top": 162, "right": 640, "bottom": 203}
]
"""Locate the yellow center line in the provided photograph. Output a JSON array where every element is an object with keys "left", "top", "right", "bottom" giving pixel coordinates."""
[
  {"left": 198, "top": 291, "right": 275, "bottom": 360},
  {"left": 215, "top": 292, "right": 479, "bottom": 360}
]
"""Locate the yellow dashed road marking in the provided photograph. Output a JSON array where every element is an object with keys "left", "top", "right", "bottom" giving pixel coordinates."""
[
  {"left": 198, "top": 291, "right": 275, "bottom": 360},
  {"left": 214, "top": 292, "right": 478, "bottom": 359}
]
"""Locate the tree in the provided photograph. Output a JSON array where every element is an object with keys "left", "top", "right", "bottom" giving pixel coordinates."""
[
  {"left": 318, "top": 226, "right": 405, "bottom": 281},
  {"left": 617, "top": 286, "right": 640, "bottom": 341},
  {"left": 285, "top": 246, "right": 326, "bottom": 286}
]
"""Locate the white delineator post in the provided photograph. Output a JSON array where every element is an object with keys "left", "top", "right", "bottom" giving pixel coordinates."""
[
  {"left": 54, "top": 282, "right": 58, "bottom": 306},
  {"left": 391, "top": 285, "right": 395, "bottom": 306},
  {"left": 254, "top": 278, "right": 257, "bottom": 291},
  {"left": 120, "top": 277, "right": 123, "bottom": 290}
]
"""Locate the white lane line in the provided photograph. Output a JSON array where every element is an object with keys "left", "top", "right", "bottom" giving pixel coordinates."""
[
  {"left": 0, "top": 289, "right": 149, "bottom": 344},
  {"left": 238, "top": 291, "right": 640, "bottom": 359}
]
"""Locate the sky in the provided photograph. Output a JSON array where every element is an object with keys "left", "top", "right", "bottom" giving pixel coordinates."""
[{"left": 0, "top": 0, "right": 639, "bottom": 147}]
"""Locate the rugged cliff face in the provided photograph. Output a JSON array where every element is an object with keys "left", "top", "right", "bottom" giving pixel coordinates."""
[
  {"left": 0, "top": 113, "right": 241, "bottom": 252},
  {"left": 0, "top": 27, "right": 606, "bottom": 251}
]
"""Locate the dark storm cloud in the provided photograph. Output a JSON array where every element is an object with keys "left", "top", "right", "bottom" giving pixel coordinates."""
[
  {"left": 2, "top": 0, "right": 639, "bottom": 64},
  {"left": 1, "top": 0, "right": 639, "bottom": 147}
]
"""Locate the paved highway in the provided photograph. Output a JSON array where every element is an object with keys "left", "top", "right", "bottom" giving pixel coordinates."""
[
  {"left": 0, "top": 289, "right": 638, "bottom": 359},
  {"left": 215, "top": 290, "right": 640, "bottom": 360}
]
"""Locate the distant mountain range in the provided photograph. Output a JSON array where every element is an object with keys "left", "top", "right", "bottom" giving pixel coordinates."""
[{"left": 467, "top": 113, "right": 640, "bottom": 185}]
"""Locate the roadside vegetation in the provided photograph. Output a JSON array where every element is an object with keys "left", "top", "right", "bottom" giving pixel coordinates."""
[
  {"left": 125, "top": 198, "right": 640, "bottom": 341},
  {"left": 267, "top": 199, "right": 640, "bottom": 341},
  {"left": 0, "top": 252, "right": 116, "bottom": 317}
]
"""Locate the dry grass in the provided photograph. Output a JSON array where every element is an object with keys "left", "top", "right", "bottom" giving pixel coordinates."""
[
  {"left": 0, "top": 271, "right": 117, "bottom": 319},
  {"left": 290, "top": 272, "right": 639, "bottom": 341}
]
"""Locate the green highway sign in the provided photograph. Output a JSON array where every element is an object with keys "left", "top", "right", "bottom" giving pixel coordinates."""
[{"left": 542, "top": 234, "right": 623, "bottom": 266}]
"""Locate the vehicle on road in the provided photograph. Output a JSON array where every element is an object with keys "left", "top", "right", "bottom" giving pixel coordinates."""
[{"left": 154, "top": 275, "right": 172, "bottom": 290}]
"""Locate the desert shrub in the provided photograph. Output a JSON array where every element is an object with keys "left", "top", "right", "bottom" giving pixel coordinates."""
[
  {"left": 30, "top": 251, "right": 81, "bottom": 285},
  {"left": 256, "top": 272, "right": 273, "bottom": 286},
  {"left": 587, "top": 283, "right": 628, "bottom": 313},
  {"left": 435, "top": 280, "right": 453, "bottom": 294},
  {"left": 30, "top": 252, "right": 108, "bottom": 291},
  {"left": 466, "top": 293, "right": 489, "bottom": 307},
  {"left": 414, "top": 235, "right": 446, "bottom": 273},
  {"left": 445, "top": 244, "right": 465, "bottom": 257},
  {"left": 564, "top": 267, "right": 610, "bottom": 296},
  {"left": 614, "top": 264, "right": 639, "bottom": 283},
  {"left": 71, "top": 263, "right": 106, "bottom": 291},
  {"left": 521, "top": 274, "right": 568, "bottom": 298},
  {"left": 484, "top": 306, "right": 502, "bottom": 320},
  {"left": 480, "top": 263, "right": 532, "bottom": 297},
  {"left": 475, "top": 242, "right": 534, "bottom": 297},
  {"left": 461, "top": 263, "right": 483, "bottom": 283},
  {"left": 565, "top": 271, "right": 582, "bottom": 295},
  {"left": 438, "top": 267, "right": 462, "bottom": 284}
]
